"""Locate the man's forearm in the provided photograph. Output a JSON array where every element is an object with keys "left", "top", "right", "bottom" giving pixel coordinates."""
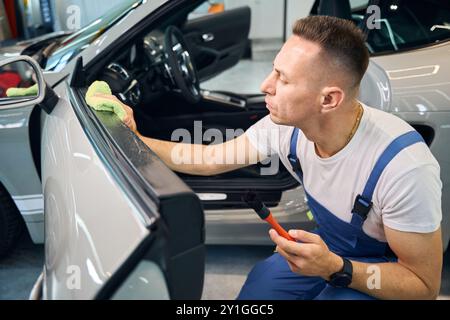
[
  {"left": 350, "top": 260, "right": 438, "bottom": 300},
  {"left": 137, "top": 133, "right": 255, "bottom": 176},
  {"left": 134, "top": 130, "right": 263, "bottom": 176},
  {"left": 327, "top": 253, "right": 439, "bottom": 300},
  {"left": 136, "top": 133, "right": 215, "bottom": 175}
]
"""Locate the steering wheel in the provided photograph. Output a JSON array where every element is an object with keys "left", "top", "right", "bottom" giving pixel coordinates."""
[{"left": 164, "top": 26, "right": 201, "bottom": 104}]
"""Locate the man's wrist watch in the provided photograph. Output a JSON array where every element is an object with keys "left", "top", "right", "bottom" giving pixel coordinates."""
[{"left": 328, "top": 257, "right": 353, "bottom": 288}]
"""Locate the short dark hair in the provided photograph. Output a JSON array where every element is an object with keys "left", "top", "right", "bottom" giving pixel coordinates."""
[{"left": 292, "top": 15, "right": 369, "bottom": 88}]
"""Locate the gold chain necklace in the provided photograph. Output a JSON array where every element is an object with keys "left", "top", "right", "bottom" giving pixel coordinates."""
[
  {"left": 346, "top": 103, "right": 363, "bottom": 145},
  {"left": 314, "top": 103, "right": 364, "bottom": 157}
]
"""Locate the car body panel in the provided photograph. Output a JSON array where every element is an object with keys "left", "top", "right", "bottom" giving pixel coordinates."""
[
  {"left": 372, "top": 41, "right": 450, "bottom": 113},
  {"left": 359, "top": 60, "right": 392, "bottom": 112},
  {"left": 371, "top": 41, "right": 450, "bottom": 248},
  {"left": 0, "top": 105, "right": 44, "bottom": 242},
  {"left": 110, "top": 260, "right": 170, "bottom": 300},
  {"left": 205, "top": 186, "right": 315, "bottom": 245},
  {"left": 0, "top": 55, "right": 48, "bottom": 244},
  {"left": 372, "top": 41, "right": 450, "bottom": 247},
  {"left": 393, "top": 109, "right": 450, "bottom": 248},
  {"left": 89, "top": 97, "right": 205, "bottom": 300},
  {"left": 41, "top": 81, "right": 152, "bottom": 299}
]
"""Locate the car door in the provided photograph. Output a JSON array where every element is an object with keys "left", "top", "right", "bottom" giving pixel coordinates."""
[
  {"left": 0, "top": 56, "right": 205, "bottom": 300},
  {"left": 181, "top": 6, "right": 251, "bottom": 81}
]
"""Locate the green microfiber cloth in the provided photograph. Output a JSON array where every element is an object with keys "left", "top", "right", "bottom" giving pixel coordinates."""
[
  {"left": 6, "top": 84, "right": 38, "bottom": 97},
  {"left": 85, "top": 80, "right": 126, "bottom": 121}
]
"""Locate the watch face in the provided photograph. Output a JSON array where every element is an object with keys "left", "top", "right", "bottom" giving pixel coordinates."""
[{"left": 331, "top": 274, "right": 352, "bottom": 288}]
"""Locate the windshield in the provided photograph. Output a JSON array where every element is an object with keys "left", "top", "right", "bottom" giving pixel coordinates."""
[
  {"left": 350, "top": 0, "right": 450, "bottom": 54},
  {"left": 45, "top": 0, "right": 143, "bottom": 72}
]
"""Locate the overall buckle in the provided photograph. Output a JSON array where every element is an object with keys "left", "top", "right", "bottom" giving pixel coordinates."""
[
  {"left": 352, "top": 194, "right": 372, "bottom": 221},
  {"left": 288, "top": 154, "right": 301, "bottom": 172}
]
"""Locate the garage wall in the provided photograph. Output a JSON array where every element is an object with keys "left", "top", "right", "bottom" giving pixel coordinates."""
[
  {"left": 225, "top": 0, "right": 316, "bottom": 40},
  {"left": 285, "top": 0, "right": 315, "bottom": 38},
  {"left": 0, "top": 1, "right": 12, "bottom": 41},
  {"left": 225, "top": 0, "right": 284, "bottom": 39},
  {"left": 51, "top": 0, "right": 124, "bottom": 32}
]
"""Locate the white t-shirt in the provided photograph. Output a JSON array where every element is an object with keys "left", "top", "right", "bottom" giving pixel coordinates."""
[{"left": 245, "top": 103, "right": 442, "bottom": 242}]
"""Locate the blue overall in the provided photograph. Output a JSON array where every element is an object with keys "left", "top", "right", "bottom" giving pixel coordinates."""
[{"left": 238, "top": 129, "right": 425, "bottom": 300}]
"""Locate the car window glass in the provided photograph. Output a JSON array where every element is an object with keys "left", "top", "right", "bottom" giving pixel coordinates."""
[
  {"left": 365, "top": 0, "right": 450, "bottom": 54},
  {"left": 45, "top": 0, "right": 143, "bottom": 72},
  {"left": 349, "top": 0, "right": 369, "bottom": 20},
  {"left": 350, "top": 0, "right": 370, "bottom": 10}
]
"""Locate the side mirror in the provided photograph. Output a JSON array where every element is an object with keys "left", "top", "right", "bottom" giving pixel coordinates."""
[{"left": 0, "top": 56, "right": 46, "bottom": 109}]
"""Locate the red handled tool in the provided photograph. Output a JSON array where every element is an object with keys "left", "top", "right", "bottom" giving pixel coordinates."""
[{"left": 243, "top": 191, "right": 295, "bottom": 241}]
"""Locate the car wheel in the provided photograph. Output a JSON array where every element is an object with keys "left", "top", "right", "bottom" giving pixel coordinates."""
[{"left": 0, "top": 186, "right": 24, "bottom": 258}]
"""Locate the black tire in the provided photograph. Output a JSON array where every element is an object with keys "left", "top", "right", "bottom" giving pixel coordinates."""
[{"left": 0, "top": 186, "right": 24, "bottom": 258}]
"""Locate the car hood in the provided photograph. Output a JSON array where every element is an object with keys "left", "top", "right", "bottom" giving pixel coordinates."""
[
  {"left": 372, "top": 41, "right": 450, "bottom": 113},
  {"left": 0, "top": 43, "right": 26, "bottom": 57}
]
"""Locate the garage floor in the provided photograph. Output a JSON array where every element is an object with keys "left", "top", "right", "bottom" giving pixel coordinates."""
[
  {"left": 0, "top": 39, "right": 449, "bottom": 300},
  {"left": 0, "top": 233, "right": 449, "bottom": 300}
]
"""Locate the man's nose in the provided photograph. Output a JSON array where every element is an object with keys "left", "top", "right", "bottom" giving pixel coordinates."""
[{"left": 260, "top": 71, "right": 276, "bottom": 95}]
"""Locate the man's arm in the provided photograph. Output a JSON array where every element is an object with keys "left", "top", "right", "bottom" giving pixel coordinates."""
[
  {"left": 347, "top": 225, "right": 442, "bottom": 299},
  {"left": 136, "top": 133, "right": 267, "bottom": 176},
  {"left": 270, "top": 226, "right": 442, "bottom": 300},
  {"left": 98, "top": 93, "right": 268, "bottom": 176}
]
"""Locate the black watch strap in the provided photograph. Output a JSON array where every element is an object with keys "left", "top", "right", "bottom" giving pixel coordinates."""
[
  {"left": 342, "top": 257, "right": 353, "bottom": 276},
  {"left": 329, "top": 257, "right": 353, "bottom": 288}
]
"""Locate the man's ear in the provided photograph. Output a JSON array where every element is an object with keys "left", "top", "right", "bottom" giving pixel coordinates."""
[{"left": 320, "top": 87, "right": 345, "bottom": 113}]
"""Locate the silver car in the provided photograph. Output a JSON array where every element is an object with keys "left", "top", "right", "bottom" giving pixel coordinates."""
[{"left": 0, "top": 0, "right": 449, "bottom": 299}]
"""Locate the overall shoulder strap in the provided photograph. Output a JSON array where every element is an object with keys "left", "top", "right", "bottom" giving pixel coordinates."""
[
  {"left": 288, "top": 127, "right": 303, "bottom": 182},
  {"left": 351, "top": 130, "right": 425, "bottom": 227}
]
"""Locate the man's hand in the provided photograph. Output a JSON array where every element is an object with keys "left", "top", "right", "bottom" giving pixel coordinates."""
[
  {"left": 92, "top": 93, "right": 138, "bottom": 134},
  {"left": 269, "top": 229, "right": 343, "bottom": 280}
]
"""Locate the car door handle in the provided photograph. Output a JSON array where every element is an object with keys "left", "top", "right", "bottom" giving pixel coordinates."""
[{"left": 202, "top": 33, "right": 215, "bottom": 42}]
